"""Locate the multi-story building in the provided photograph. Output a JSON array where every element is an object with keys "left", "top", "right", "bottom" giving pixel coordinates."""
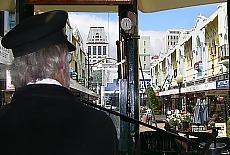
[
  {"left": 71, "top": 27, "right": 87, "bottom": 85},
  {"left": 139, "top": 36, "right": 151, "bottom": 71},
  {"left": 151, "top": 2, "right": 229, "bottom": 133},
  {"left": 86, "top": 27, "right": 109, "bottom": 70},
  {"left": 163, "top": 29, "right": 181, "bottom": 54}
]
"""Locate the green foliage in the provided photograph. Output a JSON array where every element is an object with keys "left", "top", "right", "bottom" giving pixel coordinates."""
[
  {"left": 227, "top": 117, "right": 230, "bottom": 138},
  {"left": 146, "top": 87, "right": 160, "bottom": 114}
]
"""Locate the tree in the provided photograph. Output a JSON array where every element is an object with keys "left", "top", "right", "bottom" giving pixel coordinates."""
[{"left": 146, "top": 87, "right": 160, "bottom": 114}]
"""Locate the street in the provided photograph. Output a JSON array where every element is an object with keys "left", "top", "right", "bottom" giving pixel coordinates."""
[{"left": 140, "top": 122, "right": 165, "bottom": 132}]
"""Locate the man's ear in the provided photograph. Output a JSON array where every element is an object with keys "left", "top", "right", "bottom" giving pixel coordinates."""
[
  {"left": 61, "top": 60, "right": 66, "bottom": 71},
  {"left": 55, "top": 60, "right": 66, "bottom": 86}
]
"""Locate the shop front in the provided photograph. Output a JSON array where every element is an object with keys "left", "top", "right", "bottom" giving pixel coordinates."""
[{"left": 0, "top": 38, "right": 14, "bottom": 108}]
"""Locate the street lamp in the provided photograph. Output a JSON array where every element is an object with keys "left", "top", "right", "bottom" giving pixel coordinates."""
[{"left": 176, "top": 74, "right": 183, "bottom": 110}]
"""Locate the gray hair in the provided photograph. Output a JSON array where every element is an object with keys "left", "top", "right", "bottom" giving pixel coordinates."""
[{"left": 10, "top": 43, "right": 69, "bottom": 88}]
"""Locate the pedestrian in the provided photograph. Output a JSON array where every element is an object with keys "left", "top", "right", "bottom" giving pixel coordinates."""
[
  {"left": 0, "top": 10, "right": 118, "bottom": 155},
  {"left": 149, "top": 113, "right": 153, "bottom": 126},
  {"left": 146, "top": 114, "right": 149, "bottom": 124}
]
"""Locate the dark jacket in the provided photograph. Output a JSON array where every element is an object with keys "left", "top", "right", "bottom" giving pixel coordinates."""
[{"left": 0, "top": 84, "right": 118, "bottom": 155}]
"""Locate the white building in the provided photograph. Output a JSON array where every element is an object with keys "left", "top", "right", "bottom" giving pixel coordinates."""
[
  {"left": 86, "top": 27, "right": 109, "bottom": 70},
  {"left": 139, "top": 36, "right": 151, "bottom": 71},
  {"left": 163, "top": 29, "right": 181, "bottom": 54}
]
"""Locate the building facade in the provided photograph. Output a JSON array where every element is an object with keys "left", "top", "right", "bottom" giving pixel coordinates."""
[
  {"left": 86, "top": 27, "right": 109, "bottom": 69},
  {"left": 151, "top": 3, "right": 229, "bottom": 130}
]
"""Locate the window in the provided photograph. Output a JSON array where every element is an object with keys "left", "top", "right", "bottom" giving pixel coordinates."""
[
  {"left": 88, "top": 46, "right": 91, "bottom": 55},
  {"left": 144, "top": 41, "right": 146, "bottom": 46},
  {"left": 144, "top": 64, "right": 146, "bottom": 69},
  {"left": 93, "top": 46, "right": 96, "bottom": 55},
  {"left": 95, "top": 33, "right": 99, "bottom": 38},
  {"left": 144, "top": 48, "right": 146, "bottom": 53},
  {"left": 174, "top": 69, "right": 177, "bottom": 78},
  {"left": 103, "top": 46, "right": 106, "bottom": 55},
  {"left": 144, "top": 56, "right": 146, "bottom": 61},
  {"left": 98, "top": 46, "right": 101, "bottom": 55}
]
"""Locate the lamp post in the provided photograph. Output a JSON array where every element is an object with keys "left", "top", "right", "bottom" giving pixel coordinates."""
[{"left": 176, "top": 74, "right": 183, "bottom": 110}]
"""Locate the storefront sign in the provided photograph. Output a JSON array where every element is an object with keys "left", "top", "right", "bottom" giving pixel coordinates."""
[
  {"left": 139, "top": 79, "right": 151, "bottom": 91},
  {"left": 192, "top": 125, "right": 204, "bottom": 132},
  {"left": 0, "top": 38, "right": 14, "bottom": 65},
  {"left": 215, "top": 123, "right": 227, "bottom": 137},
  {"left": 194, "top": 63, "right": 199, "bottom": 70},
  {"left": 6, "top": 70, "right": 15, "bottom": 90},
  {"left": 216, "top": 79, "right": 229, "bottom": 89}
]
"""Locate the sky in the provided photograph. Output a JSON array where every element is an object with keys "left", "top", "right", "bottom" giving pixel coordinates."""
[{"left": 68, "top": 3, "right": 220, "bottom": 58}]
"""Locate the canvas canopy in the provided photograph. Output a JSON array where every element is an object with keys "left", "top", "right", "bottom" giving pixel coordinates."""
[{"left": 0, "top": 0, "right": 227, "bottom": 13}]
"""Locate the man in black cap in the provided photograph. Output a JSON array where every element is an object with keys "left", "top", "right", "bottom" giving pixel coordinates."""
[{"left": 0, "top": 10, "right": 118, "bottom": 155}]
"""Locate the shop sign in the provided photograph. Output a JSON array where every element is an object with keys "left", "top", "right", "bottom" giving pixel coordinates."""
[
  {"left": 139, "top": 79, "right": 151, "bottom": 91},
  {"left": 0, "top": 38, "right": 14, "bottom": 65},
  {"left": 194, "top": 62, "right": 199, "bottom": 70},
  {"left": 192, "top": 125, "right": 204, "bottom": 132},
  {"left": 186, "top": 85, "right": 198, "bottom": 92},
  {"left": 215, "top": 123, "right": 227, "bottom": 137},
  {"left": 6, "top": 70, "right": 15, "bottom": 90},
  {"left": 216, "top": 79, "right": 229, "bottom": 89}
]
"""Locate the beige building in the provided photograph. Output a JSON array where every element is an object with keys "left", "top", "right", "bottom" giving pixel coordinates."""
[{"left": 151, "top": 3, "right": 229, "bottom": 122}]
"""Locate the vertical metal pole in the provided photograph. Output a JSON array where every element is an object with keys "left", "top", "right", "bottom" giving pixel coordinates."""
[
  {"left": 118, "top": 79, "right": 131, "bottom": 153},
  {"left": 118, "top": 0, "right": 139, "bottom": 153},
  {"left": 179, "top": 83, "right": 182, "bottom": 110},
  {"left": 87, "top": 52, "right": 90, "bottom": 101},
  {"left": 116, "top": 41, "right": 122, "bottom": 79},
  {"left": 132, "top": 1, "right": 140, "bottom": 154},
  {"left": 0, "top": 12, "right": 4, "bottom": 36}
]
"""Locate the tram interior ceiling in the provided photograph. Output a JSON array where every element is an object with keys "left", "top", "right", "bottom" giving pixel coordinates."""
[{"left": 0, "top": 0, "right": 227, "bottom": 13}]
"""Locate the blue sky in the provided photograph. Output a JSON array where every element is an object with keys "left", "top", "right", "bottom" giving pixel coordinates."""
[
  {"left": 138, "top": 3, "right": 219, "bottom": 31},
  {"left": 74, "top": 3, "right": 219, "bottom": 31},
  {"left": 69, "top": 3, "right": 220, "bottom": 57}
]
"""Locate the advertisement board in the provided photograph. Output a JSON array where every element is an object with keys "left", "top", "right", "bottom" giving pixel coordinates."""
[{"left": 215, "top": 123, "right": 227, "bottom": 137}]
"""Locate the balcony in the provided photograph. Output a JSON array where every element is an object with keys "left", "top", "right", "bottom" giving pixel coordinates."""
[
  {"left": 219, "top": 58, "right": 229, "bottom": 70},
  {"left": 220, "top": 55, "right": 229, "bottom": 61}
]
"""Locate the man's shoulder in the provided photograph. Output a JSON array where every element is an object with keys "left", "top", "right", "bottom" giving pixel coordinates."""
[{"left": 79, "top": 103, "right": 112, "bottom": 122}]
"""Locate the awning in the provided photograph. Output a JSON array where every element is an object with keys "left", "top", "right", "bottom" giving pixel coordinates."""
[
  {"left": 0, "top": 0, "right": 227, "bottom": 13},
  {"left": 69, "top": 79, "right": 100, "bottom": 101},
  {"left": 138, "top": 0, "right": 226, "bottom": 13},
  {"left": 0, "top": 0, "right": 15, "bottom": 11}
]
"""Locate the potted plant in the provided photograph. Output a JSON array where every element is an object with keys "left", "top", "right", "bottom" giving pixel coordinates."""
[
  {"left": 181, "top": 113, "right": 193, "bottom": 131},
  {"left": 167, "top": 113, "right": 182, "bottom": 130}
]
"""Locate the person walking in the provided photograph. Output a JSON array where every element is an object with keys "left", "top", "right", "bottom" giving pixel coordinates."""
[{"left": 0, "top": 10, "right": 118, "bottom": 155}]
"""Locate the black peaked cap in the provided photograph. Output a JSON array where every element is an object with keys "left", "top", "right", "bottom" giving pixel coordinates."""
[{"left": 2, "top": 10, "right": 76, "bottom": 58}]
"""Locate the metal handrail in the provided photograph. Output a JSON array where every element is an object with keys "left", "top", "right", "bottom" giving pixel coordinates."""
[{"left": 80, "top": 99, "right": 217, "bottom": 154}]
